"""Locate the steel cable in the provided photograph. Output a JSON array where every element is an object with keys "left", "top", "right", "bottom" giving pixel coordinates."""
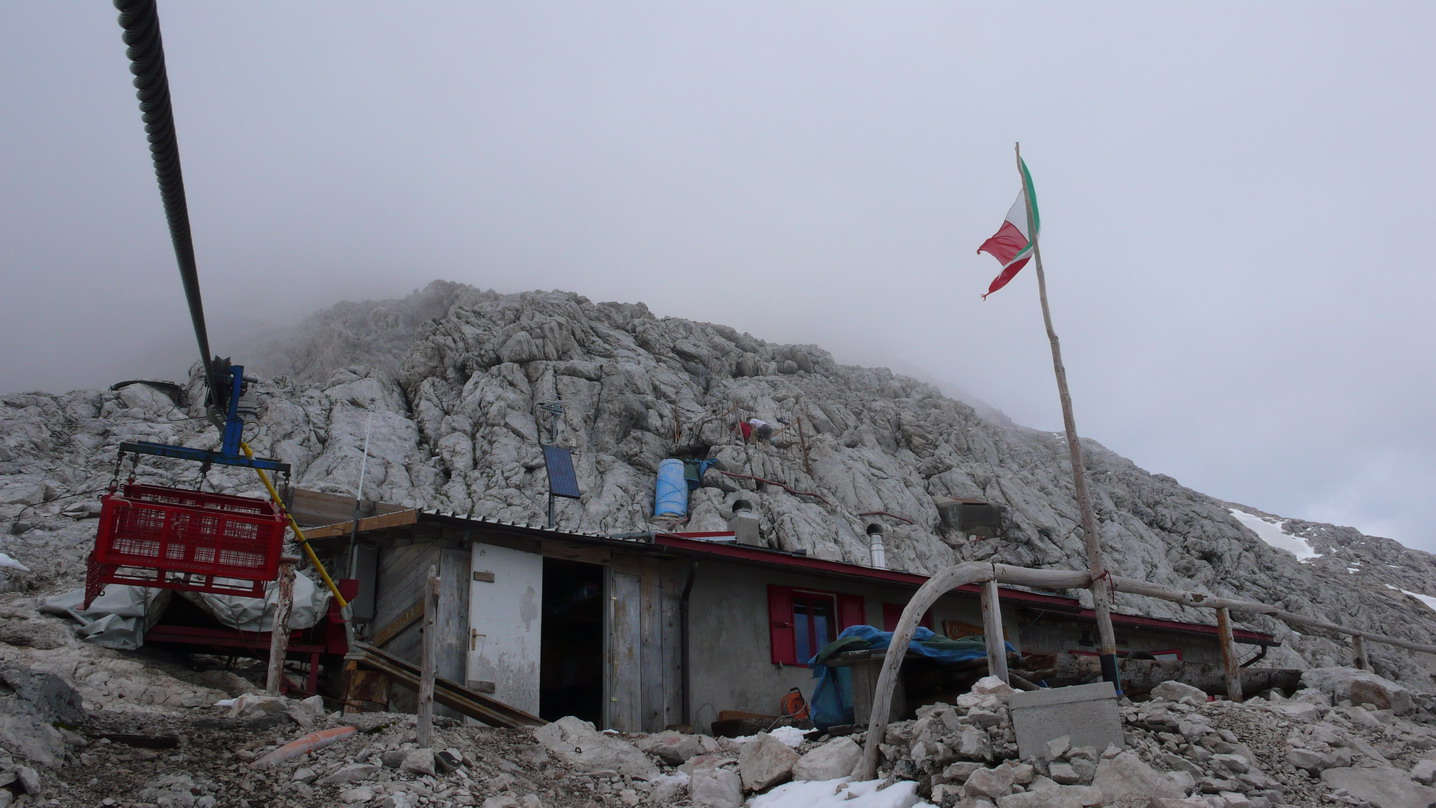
[{"left": 114, "top": 0, "right": 222, "bottom": 413}]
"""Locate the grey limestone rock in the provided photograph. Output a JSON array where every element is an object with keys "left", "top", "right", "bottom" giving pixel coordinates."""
[
  {"left": 1319, "top": 766, "right": 1436, "bottom": 808},
  {"left": 994, "top": 785, "right": 1101, "bottom": 808},
  {"left": 638, "top": 729, "right": 719, "bottom": 766},
  {"left": 1091, "top": 750, "right": 1186, "bottom": 804},
  {"left": 531, "top": 715, "right": 659, "bottom": 779},
  {"left": 736, "top": 733, "right": 797, "bottom": 792},
  {"left": 688, "top": 763, "right": 743, "bottom": 808},
  {"left": 7, "top": 283, "right": 1436, "bottom": 692},
  {"left": 1300, "top": 666, "right": 1414, "bottom": 714},
  {"left": 317, "top": 762, "right": 381, "bottom": 785},
  {"left": 791, "top": 736, "right": 862, "bottom": 782},
  {"left": 1151, "top": 680, "right": 1208, "bottom": 705}
]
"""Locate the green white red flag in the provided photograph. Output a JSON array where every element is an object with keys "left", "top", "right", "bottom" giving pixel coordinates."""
[{"left": 977, "top": 157, "right": 1040, "bottom": 299}]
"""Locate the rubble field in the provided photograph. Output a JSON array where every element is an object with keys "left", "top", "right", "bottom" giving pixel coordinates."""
[{"left": 6, "top": 605, "right": 1436, "bottom": 808}]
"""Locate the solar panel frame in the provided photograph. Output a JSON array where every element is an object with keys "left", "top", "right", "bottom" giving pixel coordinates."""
[{"left": 541, "top": 445, "right": 582, "bottom": 499}]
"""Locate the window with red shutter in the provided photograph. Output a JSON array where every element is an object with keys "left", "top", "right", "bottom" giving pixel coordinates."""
[
  {"left": 768, "top": 584, "right": 796, "bottom": 664},
  {"left": 768, "top": 585, "right": 865, "bottom": 666}
]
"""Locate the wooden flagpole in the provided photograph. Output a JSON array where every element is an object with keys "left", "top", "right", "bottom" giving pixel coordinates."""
[{"left": 1016, "top": 142, "right": 1122, "bottom": 692}]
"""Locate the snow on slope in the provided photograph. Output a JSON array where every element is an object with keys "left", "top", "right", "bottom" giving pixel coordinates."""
[
  {"left": 749, "top": 778, "right": 931, "bottom": 808},
  {"left": 1386, "top": 584, "right": 1436, "bottom": 611},
  {"left": 1229, "top": 508, "right": 1320, "bottom": 561}
]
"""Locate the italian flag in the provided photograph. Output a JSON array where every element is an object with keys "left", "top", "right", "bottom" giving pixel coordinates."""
[{"left": 977, "top": 157, "right": 1039, "bottom": 299}]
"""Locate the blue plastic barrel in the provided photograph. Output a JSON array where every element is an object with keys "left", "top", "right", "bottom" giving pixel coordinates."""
[{"left": 654, "top": 458, "right": 688, "bottom": 516}]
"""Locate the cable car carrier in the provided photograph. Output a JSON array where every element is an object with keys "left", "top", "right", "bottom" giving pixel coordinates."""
[{"left": 84, "top": 363, "right": 292, "bottom": 607}]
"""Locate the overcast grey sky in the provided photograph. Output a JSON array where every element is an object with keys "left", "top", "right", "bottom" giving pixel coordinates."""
[{"left": 3, "top": 2, "right": 1433, "bottom": 551}]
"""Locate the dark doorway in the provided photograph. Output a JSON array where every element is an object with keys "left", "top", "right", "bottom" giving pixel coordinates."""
[{"left": 540, "top": 558, "right": 604, "bottom": 724}]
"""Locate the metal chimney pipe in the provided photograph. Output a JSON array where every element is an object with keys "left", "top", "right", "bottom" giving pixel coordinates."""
[{"left": 866, "top": 523, "right": 887, "bottom": 570}]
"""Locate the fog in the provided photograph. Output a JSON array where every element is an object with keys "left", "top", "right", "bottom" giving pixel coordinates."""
[{"left": 3, "top": 2, "right": 1433, "bottom": 550}]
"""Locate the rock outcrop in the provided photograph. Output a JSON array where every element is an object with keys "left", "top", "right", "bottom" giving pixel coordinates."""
[{"left": 4, "top": 283, "right": 1436, "bottom": 689}]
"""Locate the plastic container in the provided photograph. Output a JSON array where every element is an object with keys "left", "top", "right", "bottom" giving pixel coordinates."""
[
  {"left": 654, "top": 458, "right": 688, "bottom": 516},
  {"left": 84, "top": 484, "right": 287, "bottom": 607}
]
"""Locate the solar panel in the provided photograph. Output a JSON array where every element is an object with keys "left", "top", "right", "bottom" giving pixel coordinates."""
[{"left": 542, "top": 445, "right": 581, "bottom": 499}]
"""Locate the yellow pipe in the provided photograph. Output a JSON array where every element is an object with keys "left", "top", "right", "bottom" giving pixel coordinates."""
[{"left": 240, "top": 441, "right": 348, "bottom": 608}]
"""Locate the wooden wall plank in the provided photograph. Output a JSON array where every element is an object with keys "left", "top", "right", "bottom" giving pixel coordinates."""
[
  {"left": 607, "top": 564, "right": 643, "bottom": 732},
  {"left": 639, "top": 561, "right": 663, "bottom": 732},
  {"left": 374, "top": 544, "right": 436, "bottom": 628},
  {"left": 436, "top": 546, "right": 470, "bottom": 720},
  {"left": 659, "top": 561, "right": 686, "bottom": 728}
]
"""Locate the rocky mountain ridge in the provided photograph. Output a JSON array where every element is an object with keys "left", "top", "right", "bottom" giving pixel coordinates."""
[{"left": 3, "top": 281, "right": 1435, "bottom": 689}]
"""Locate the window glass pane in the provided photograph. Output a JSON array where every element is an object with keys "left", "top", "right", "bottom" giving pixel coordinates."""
[
  {"left": 813, "top": 612, "right": 830, "bottom": 651},
  {"left": 793, "top": 595, "right": 836, "bottom": 661},
  {"left": 794, "top": 601, "right": 811, "bottom": 661}
]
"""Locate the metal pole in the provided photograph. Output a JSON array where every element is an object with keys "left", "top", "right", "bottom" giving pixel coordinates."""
[
  {"left": 346, "top": 410, "right": 374, "bottom": 580},
  {"left": 1017, "top": 141, "right": 1121, "bottom": 692}
]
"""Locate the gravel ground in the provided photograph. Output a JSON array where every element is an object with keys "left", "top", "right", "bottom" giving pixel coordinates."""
[{"left": 41, "top": 708, "right": 678, "bottom": 808}]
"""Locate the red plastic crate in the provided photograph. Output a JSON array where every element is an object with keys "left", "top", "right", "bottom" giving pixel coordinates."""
[{"left": 84, "top": 484, "right": 288, "bottom": 607}]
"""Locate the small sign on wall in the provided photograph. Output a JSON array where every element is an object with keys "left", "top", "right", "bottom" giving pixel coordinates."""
[{"left": 943, "top": 619, "right": 983, "bottom": 639}]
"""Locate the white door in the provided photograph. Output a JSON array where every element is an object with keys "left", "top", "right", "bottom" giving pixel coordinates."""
[{"left": 467, "top": 544, "right": 543, "bottom": 715}]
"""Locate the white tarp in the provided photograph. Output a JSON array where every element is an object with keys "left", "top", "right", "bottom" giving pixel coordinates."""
[
  {"left": 42, "top": 570, "right": 331, "bottom": 649},
  {"left": 181, "top": 571, "right": 330, "bottom": 632},
  {"left": 42, "top": 584, "right": 169, "bottom": 650}
]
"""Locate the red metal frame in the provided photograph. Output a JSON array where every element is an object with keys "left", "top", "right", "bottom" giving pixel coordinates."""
[
  {"left": 86, "top": 484, "right": 287, "bottom": 606},
  {"left": 143, "top": 579, "right": 356, "bottom": 696}
]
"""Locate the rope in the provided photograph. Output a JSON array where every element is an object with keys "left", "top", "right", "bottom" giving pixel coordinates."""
[
  {"left": 858, "top": 510, "right": 914, "bottom": 525},
  {"left": 717, "top": 470, "right": 830, "bottom": 505},
  {"left": 240, "top": 441, "right": 349, "bottom": 608},
  {"left": 114, "top": 0, "right": 221, "bottom": 413}
]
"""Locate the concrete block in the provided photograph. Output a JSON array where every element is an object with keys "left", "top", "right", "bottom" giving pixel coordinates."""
[{"left": 1008, "top": 683, "right": 1123, "bottom": 761}]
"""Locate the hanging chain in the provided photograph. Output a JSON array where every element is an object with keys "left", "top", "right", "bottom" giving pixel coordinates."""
[{"left": 107, "top": 450, "right": 127, "bottom": 493}]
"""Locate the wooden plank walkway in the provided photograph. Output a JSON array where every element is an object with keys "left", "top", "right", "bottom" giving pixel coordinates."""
[{"left": 351, "top": 642, "right": 544, "bottom": 728}]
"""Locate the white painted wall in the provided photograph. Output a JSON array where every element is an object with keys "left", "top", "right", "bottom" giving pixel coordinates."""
[{"left": 467, "top": 544, "right": 544, "bottom": 715}]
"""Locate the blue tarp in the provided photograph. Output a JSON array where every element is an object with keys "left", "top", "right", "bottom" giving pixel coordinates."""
[{"left": 807, "top": 625, "right": 1016, "bottom": 729}]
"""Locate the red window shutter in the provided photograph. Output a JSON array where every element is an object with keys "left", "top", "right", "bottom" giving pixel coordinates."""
[
  {"left": 837, "top": 594, "right": 866, "bottom": 633},
  {"left": 768, "top": 585, "right": 797, "bottom": 665}
]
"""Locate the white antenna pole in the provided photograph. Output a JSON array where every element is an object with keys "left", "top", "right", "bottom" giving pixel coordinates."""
[
  {"left": 356, "top": 410, "right": 374, "bottom": 501},
  {"left": 347, "top": 410, "right": 375, "bottom": 580}
]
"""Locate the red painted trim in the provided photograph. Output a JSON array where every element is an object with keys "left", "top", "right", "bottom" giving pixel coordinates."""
[
  {"left": 655, "top": 534, "right": 1079, "bottom": 608},
  {"left": 883, "top": 602, "right": 933, "bottom": 632},
  {"left": 653, "top": 534, "right": 1277, "bottom": 645},
  {"left": 144, "top": 625, "right": 329, "bottom": 654}
]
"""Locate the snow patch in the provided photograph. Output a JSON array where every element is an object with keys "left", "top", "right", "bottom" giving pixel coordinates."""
[
  {"left": 0, "top": 552, "right": 28, "bottom": 571},
  {"left": 747, "top": 778, "right": 931, "bottom": 808},
  {"left": 1384, "top": 584, "right": 1436, "bottom": 611},
  {"left": 730, "top": 725, "right": 809, "bottom": 747},
  {"left": 1229, "top": 509, "right": 1320, "bottom": 561}
]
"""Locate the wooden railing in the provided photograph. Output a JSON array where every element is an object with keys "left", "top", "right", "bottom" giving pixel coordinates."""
[{"left": 856, "top": 561, "right": 1436, "bottom": 780}]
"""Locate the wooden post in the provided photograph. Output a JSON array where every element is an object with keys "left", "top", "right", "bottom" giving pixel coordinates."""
[
  {"left": 1352, "top": 634, "right": 1369, "bottom": 670},
  {"left": 266, "top": 555, "right": 299, "bottom": 694},
  {"left": 980, "top": 579, "right": 1009, "bottom": 685},
  {"left": 1216, "top": 606, "right": 1243, "bottom": 702},
  {"left": 416, "top": 565, "right": 439, "bottom": 747},
  {"left": 1018, "top": 141, "right": 1121, "bottom": 693},
  {"left": 857, "top": 562, "right": 1092, "bottom": 781},
  {"left": 796, "top": 416, "right": 812, "bottom": 476}
]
